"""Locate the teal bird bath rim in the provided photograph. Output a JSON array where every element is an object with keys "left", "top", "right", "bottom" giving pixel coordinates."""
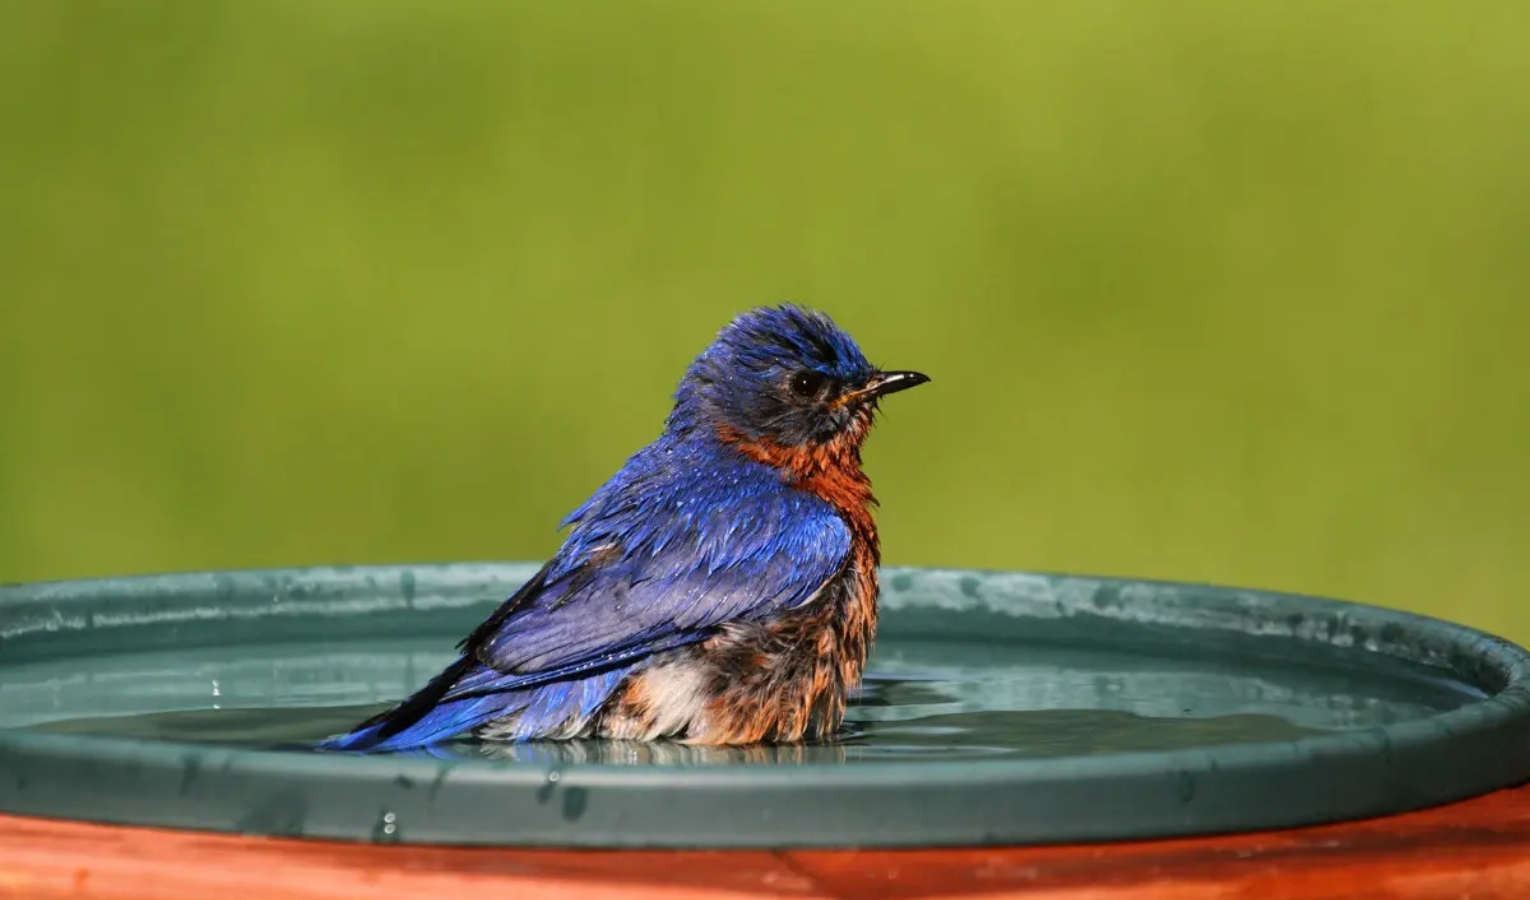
[{"left": 2, "top": 563, "right": 1528, "bottom": 848}]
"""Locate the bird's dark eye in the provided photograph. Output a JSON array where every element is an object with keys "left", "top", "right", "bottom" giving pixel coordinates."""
[{"left": 789, "top": 370, "right": 829, "bottom": 398}]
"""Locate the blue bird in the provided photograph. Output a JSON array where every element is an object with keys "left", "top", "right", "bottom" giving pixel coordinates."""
[{"left": 319, "top": 305, "right": 928, "bottom": 752}]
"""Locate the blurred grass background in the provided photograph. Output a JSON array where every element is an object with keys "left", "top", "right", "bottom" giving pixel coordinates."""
[{"left": 2, "top": 1, "right": 1527, "bottom": 642}]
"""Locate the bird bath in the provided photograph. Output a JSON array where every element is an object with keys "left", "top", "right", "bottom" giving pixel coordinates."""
[{"left": 2, "top": 563, "right": 1528, "bottom": 848}]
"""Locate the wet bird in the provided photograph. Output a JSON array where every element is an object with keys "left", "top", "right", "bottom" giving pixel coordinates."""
[{"left": 319, "top": 305, "right": 928, "bottom": 753}]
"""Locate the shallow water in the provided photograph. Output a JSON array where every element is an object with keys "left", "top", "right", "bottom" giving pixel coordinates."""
[{"left": 1, "top": 633, "right": 1478, "bottom": 766}]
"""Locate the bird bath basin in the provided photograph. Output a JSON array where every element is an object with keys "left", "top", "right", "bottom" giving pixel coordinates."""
[{"left": 2, "top": 563, "right": 1528, "bottom": 848}]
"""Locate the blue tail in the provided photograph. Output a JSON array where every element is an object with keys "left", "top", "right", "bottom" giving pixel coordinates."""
[{"left": 316, "top": 657, "right": 643, "bottom": 754}]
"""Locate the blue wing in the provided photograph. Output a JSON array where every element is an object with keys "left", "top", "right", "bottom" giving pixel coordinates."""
[
  {"left": 319, "top": 444, "right": 852, "bottom": 751},
  {"left": 461, "top": 445, "right": 851, "bottom": 682}
]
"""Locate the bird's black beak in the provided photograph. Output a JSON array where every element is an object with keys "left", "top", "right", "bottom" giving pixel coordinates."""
[{"left": 858, "top": 369, "right": 931, "bottom": 400}]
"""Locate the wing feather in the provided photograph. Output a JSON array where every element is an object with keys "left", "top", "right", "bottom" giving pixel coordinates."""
[{"left": 469, "top": 447, "right": 851, "bottom": 677}]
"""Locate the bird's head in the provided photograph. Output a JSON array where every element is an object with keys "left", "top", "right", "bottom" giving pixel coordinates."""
[{"left": 669, "top": 305, "right": 929, "bottom": 456}]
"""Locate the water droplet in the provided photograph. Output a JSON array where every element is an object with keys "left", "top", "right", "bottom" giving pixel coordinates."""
[
  {"left": 536, "top": 766, "right": 565, "bottom": 803},
  {"left": 372, "top": 809, "right": 400, "bottom": 841}
]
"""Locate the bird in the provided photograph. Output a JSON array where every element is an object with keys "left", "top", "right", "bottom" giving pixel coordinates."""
[{"left": 318, "top": 304, "right": 929, "bottom": 753}]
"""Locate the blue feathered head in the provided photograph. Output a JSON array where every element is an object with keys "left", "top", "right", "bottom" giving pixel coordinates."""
[{"left": 669, "top": 305, "right": 928, "bottom": 447}]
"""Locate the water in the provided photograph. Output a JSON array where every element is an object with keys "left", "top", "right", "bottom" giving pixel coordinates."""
[{"left": 0, "top": 633, "right": 1478, "bottom": 766}]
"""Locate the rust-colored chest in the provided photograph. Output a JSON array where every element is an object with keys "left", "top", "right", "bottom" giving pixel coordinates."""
[{"left": 689, "top": 428, "right": 883, "bottom": 743}]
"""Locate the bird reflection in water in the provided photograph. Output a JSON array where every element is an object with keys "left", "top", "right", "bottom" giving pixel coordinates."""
[{"left": 466, "top": 737, "right": 850, "bottom": 766}]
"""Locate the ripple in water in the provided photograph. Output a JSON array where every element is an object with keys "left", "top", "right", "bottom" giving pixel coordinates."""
[{"left": 5, "top": 633, "right": 1477, "bottom": 766}]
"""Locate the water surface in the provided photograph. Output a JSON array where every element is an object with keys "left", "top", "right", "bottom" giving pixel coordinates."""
[{"left": 2, "top": 632, "right": 1477, "bottom": 765}]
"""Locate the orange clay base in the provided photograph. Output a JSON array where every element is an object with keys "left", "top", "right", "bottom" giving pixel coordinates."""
[{"left": 1, "top": 781, "right": 1528, "bottom": 899}]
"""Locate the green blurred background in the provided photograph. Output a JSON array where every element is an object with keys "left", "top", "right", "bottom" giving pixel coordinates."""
[{"left": 2, "top": 2, "right": 1527, "bottom": 642}]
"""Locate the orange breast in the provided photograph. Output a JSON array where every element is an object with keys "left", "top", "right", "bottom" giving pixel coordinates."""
[{"left": 697, "top": 424, "right": 883, "bottom": 743}]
